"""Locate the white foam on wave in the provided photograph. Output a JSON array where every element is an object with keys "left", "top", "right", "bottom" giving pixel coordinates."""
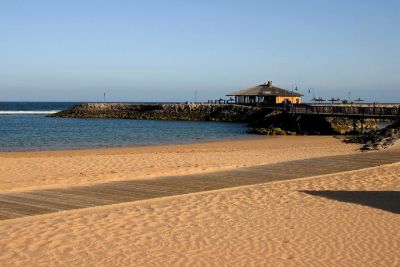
[{"left": 0, "top": 110, "right": 60, "bottom": 115}]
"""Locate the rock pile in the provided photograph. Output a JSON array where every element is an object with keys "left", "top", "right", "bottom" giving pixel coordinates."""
[
  {"left": 247, "top": 112, "right": 340, "bottom": 135},
  {"left": 246, "top": 127, "right": 297, "bottom": 136},
  {"left": 346, "top": 120, "right": 400, "bottom": 150}
]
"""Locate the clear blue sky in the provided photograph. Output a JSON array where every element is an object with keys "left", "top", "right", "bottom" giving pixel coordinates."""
[{"left": 1, "top": 0, "right": 399, "bottom": 102}]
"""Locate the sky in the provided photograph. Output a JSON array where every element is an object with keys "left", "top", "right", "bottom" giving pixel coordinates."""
[{"left": 0, "top": 0, "right": 399, "bottom": 102}]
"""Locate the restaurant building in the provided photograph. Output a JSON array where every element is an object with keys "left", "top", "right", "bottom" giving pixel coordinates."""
[{"left": 227, "top": 81, "right": 303, "bottom": 105}]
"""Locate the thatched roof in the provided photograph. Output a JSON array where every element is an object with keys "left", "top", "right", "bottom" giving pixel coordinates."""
[{"left": 227, "top": 81, "right": 303, "bottom": 97}]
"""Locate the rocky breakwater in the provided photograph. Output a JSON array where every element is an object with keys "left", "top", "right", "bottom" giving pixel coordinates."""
[
  {"left": 51, "top": 103, "right": 265, "bottom": 122},
  {"left": 346, "top": 120, "right": 400, "bottom": 150}
]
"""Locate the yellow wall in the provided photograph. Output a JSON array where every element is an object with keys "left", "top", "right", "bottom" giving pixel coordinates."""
[{"left": 275, "top": 96, "right": 301, "bottom": 104}]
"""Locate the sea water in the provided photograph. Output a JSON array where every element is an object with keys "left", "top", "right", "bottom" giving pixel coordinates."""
[{"left": 0, "top": 102, "right": 250, "bottom": 151}]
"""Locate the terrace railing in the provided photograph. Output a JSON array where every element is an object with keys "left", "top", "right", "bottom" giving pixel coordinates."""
[{"left": 289, "top": 104, "right": 400, "bottom": 118}]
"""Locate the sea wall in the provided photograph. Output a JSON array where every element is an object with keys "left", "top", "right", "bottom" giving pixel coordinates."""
[{"left": 51, "top": 103, "right": 265, "bottom": 122}]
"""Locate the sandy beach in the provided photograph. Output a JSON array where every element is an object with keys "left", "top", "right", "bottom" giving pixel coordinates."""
[
  {"left": 0, "top": 136, "right": 359, "bottom": 192},
  {"left": 1, "top": 136, "right": 399, "bottom": 266}
]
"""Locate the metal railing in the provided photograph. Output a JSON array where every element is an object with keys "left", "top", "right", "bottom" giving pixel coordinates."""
[{"left": 289, "top": 104, "right": 400, "bottom": 118}]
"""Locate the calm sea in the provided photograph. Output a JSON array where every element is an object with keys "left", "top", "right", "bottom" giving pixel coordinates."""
[{"left": 0, "top": 102, "right": 250, "bottom": 152}]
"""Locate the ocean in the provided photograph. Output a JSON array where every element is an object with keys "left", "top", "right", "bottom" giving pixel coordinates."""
[{"left": 0, "top": 102, "right": 250, "bottom": 151}]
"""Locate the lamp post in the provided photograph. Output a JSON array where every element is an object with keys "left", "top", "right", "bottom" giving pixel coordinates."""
[{"left": 309, "top": 88, "right": 315, "bottom": 104}]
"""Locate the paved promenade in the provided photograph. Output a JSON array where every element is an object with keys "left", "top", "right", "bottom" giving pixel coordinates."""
[{"left": 1, "top": 149, "right": 400, "bottom": 220}]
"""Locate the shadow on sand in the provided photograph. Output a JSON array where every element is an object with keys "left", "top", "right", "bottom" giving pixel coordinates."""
[{"left": 301, "top": 190, "right": 400, "bottom": 214}]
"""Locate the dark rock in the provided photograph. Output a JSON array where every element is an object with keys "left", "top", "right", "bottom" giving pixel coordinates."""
[{"left": 345, "top": 119, "right": 400, "bottom": 150}]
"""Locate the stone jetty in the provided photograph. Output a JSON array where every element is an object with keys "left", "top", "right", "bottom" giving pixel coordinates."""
[{"left": 51, "top": 103, "right": 264, "bottom": 122}]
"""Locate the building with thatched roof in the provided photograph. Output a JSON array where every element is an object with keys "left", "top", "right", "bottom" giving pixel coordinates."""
[{"left": 227, "top": 81, "right": 303, "bottom": 105}]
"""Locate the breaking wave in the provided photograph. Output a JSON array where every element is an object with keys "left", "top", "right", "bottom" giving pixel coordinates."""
[{"left": 0, "top": 110, "right": 60, "bottom": 115}]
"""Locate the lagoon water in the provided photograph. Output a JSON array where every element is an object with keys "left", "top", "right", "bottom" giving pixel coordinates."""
[{"left": 0, "top": 102, "right": 249, "bottom": 151}]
